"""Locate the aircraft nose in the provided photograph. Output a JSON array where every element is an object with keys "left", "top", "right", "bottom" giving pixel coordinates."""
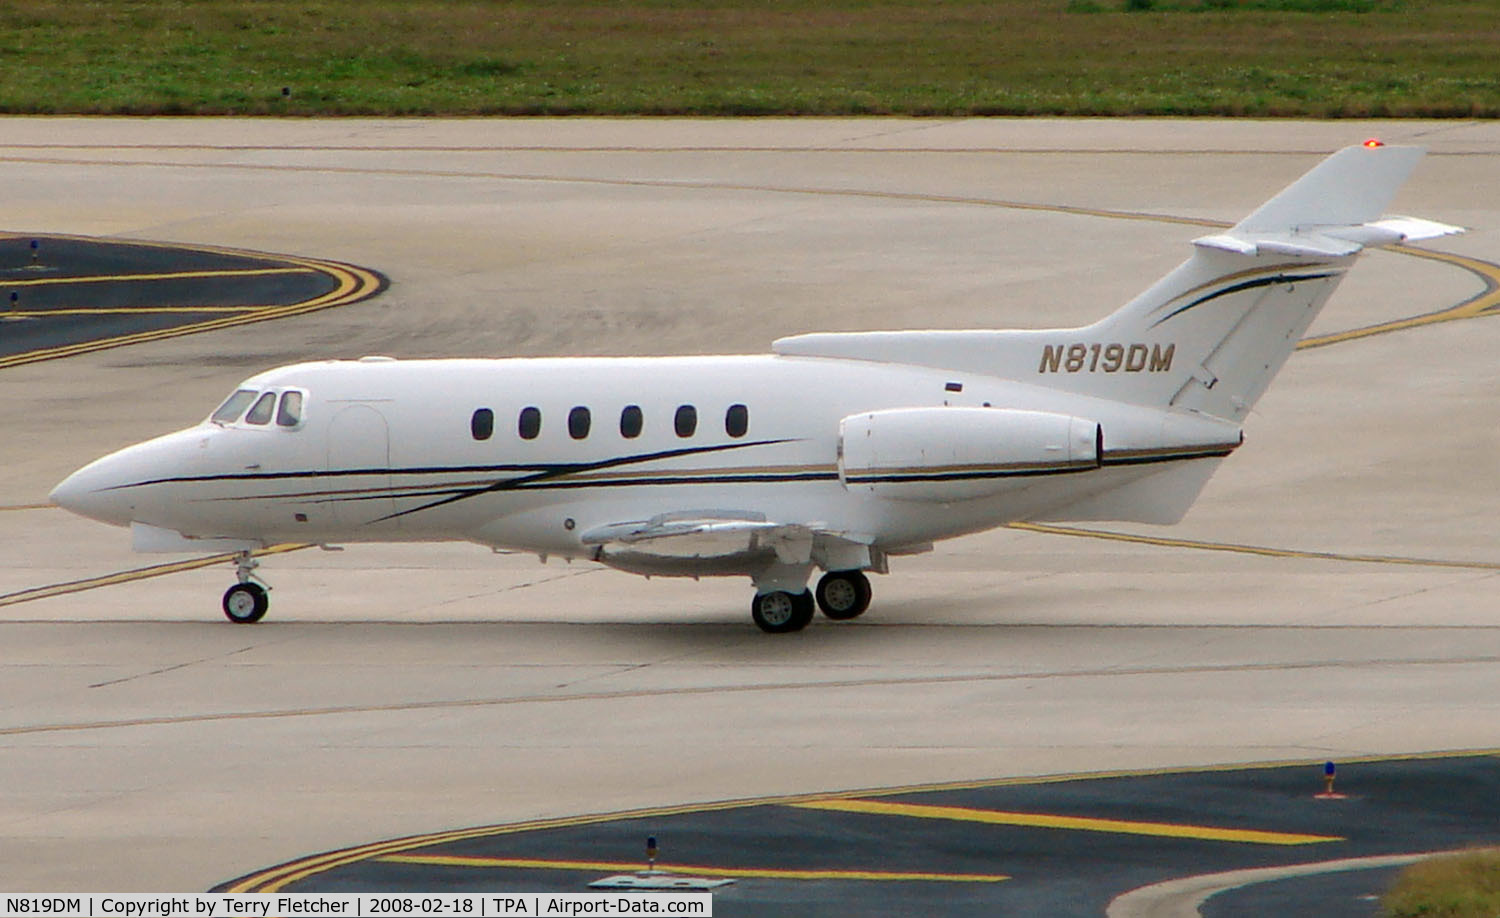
[
  {"left": 48, "top": 472, "right": 84, "bottom": 514},
  {"left": 51, "top": 428, "right": 211, "bottom": 528},
  {"left": 49, "top": 455, "right": 139, "bottom": 527}
]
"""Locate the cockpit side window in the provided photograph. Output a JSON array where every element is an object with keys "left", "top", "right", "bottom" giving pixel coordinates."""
[
  {"left": 211, "top": 389, "right": 259, "bottom": 424},
  {"left": 245, "top": 392, "right": 277, "bottom": 426},
  {"left": 276, "top": 391, "right": 305, "bottom": 428}
]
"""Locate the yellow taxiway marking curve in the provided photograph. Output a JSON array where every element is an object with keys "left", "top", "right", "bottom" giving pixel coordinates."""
[
  {"left": 790, "top": 799, "right": 1341, "bottom": 846},
  {"left": 377, "top": 854, "right": 1008, "bottom": 883},
  {"left": 0, "top": 543, "right": 311, "bottom": 609},
  {"left": 0, "top": 266, "right": 313, "bottom": 287},
  {"left": 11, "top": 505, "right": 1496, "bottom": 613},
  {"left": 1006, "top": 522, "right": 1500, "bottom": 572},
  {"left": 0, "top": 234, "right": 383, "bottom": 371},
  {"left": 6, "top": 307, "right": 284, "bottom": 317},
  {"left": 799, "top": 748, "right": 1500, "bottom": 801},
  {"left": 5, "top": 157, "right": 1496, "bottom": 351},
  {"left": 224, "top": 799, "right": 870, "bottom": 894},
  {"left": 227, "top": 748, "right": 1499, "bottom": 893},
  {"left": 1299, "top": 245, "right": 1500, "bottom": 350}
]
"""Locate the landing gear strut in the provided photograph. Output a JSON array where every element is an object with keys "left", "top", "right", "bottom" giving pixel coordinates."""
[
  {"left": 222, "top": 550, "right": 269, "bottom": 624},
  {"left": 815, "top": 570, "right": 872, "bottom": 620},
  {"left": 751, "top": 589, "right": 815, "bottom": 634}
]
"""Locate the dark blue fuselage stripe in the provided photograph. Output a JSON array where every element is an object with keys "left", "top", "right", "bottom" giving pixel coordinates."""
[
  {"left": 1150, "top": 271, "right": 1340, "bottom": 329},
  {"left": 105, "top": 437, "right": 794, "bottom": 491}
]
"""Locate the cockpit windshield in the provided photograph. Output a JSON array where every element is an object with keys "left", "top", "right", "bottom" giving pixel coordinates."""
[
  {"left": 245, "top": 392, "right": 277, "bottom": 425},
  {"left": 276, "top": 390, "right": 304, "bottom": 427},
  {"left": 211, "top": 389, "right": 259, "bottom": 424},
  {"left": 209, "top": 387, "right": 308, "bottom": 428}
]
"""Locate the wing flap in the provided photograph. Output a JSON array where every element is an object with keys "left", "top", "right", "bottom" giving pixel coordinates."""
[
  {"left": 581, "top": 511, "right": 874, "bottom": 567},
  {"left": 581, "top": 512, "right": 814, "bottom": 562}
]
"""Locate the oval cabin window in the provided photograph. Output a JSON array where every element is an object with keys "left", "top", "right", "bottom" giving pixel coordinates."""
[
  {"left": 620, "top": 405, "right": 643, "bottom": 439},
  {"left": 471, "top": 408, "right": 493, "bottom": 441},
  {"left": 725, "top": 403, "right": 748, "bottom": 438},
  {"left": 674, "top": 404, "right": 697, "bottom": 438},
  {"left": 518, "top": 406, "right": 542, "bottom": 440},
  {"left": 568, "top": 406, "right": 591, "bottom": 440}
]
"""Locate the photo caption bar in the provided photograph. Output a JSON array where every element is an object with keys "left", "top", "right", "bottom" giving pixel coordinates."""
[{"left": 0, "top": 894, "right": 712, "bottom": 918}]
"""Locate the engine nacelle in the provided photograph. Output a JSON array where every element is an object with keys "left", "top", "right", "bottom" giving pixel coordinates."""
[{"left": 839, "top": 407, "right": 1100, "bottom": 502}]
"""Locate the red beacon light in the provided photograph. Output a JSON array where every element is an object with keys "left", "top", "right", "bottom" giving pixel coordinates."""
[{"left": 1363, "top": 138, "right": 1385, "bottom": 148}]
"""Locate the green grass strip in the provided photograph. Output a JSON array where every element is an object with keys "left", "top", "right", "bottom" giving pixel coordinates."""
[
  {"left": 0, "top": 1, "right": 1497, "bottom": 117},
  {"left": 1383, "top": 849, "right": 1500, "bottom": 918}
]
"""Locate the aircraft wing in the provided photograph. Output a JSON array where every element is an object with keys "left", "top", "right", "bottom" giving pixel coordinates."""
[{"left": 580, "top": 512, "right": 874, "bottom": 567}]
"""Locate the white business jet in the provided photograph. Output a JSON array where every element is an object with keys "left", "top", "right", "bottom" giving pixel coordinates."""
[{"left": 50, "top": 142, "right": 1460, "bottom": 632}]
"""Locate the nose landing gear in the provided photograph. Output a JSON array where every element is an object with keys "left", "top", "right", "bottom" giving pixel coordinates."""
[{"left": 222, "top": 550, "right": 269, "bottom": 623}]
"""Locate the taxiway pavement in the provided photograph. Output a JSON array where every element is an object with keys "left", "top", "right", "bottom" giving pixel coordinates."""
[
  {"left": 221, "top": 753, "right": 1500, "bottom": 917},
  {"left": 2, "top": 118, "right": 1498, "bottom": 898}
]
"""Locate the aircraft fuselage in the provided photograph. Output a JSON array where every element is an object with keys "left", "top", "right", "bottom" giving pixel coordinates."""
[{"left": 56, "top": 354, "right": 1233, "bottom": 565}]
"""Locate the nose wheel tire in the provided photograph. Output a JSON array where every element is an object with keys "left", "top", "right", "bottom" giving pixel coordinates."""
[
  {"left": 815, "top": 570, "right": 872, "bottom": 620},
  {"left": 751, "top": 589, "right": 815, "bottom": 634},
  {"left": 223, "top": 582, "right": 269, "bottom": 624}
]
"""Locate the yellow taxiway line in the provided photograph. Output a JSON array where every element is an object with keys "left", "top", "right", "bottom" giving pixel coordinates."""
[
  {"left": 6, "top": 307, "right": 285, "bottom": 317},
  {"left": 0, "top": 235, "right": 383, "bottom": 371},
  {"left": 1006, "top": 522, "right": 1500, "bottom": 572},
  {"left": 789, "top": 799, "right": 1341, "bottom": 846},
  {"left": 1299, "top": 245, "right": 1500, "bottom": 350},
  {"left": 377, "top": 854, "right": 1008, "bottom": 883},
  {"left": 0, "top": 168, "right": 1490, "bottom": 372},
  {"left": 0, "top": 543, "right": 311, "bottom": 609},
  {"left": 8, "top": 501, "right": 1493, "bottom": 615},
  {"left": 0, "top": 266, "right": 313, "bottom": 287},
  {"left": 224, "top": 747, "right": 1500, "bottom": 893}
]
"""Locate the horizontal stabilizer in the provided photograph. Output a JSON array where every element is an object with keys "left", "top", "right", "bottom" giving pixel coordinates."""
[
  {"left": 1364, "top": 215, "right": 1468, "bottom": 242},
  {"left": 1195, "top": 215, "right": 1464, "bottom": 259}
]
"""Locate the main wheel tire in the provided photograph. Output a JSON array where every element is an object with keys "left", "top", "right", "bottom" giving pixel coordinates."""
[
  {"left": 751, "top": 589, "right": 815, "bottom": 634},
  {"left": 816, "top": 570, "right": 872, "bottom": 620},
  {"left": 222, "top": 582, "right": 269, "bottom": 624}
]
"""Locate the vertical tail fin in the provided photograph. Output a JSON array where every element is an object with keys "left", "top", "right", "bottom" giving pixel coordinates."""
[
  {"left": 773, "top": 143, "right": 1460, "bottom": 421},
  {"left": 1064, "top": 143, "right": 1458, "bottom": 420}
]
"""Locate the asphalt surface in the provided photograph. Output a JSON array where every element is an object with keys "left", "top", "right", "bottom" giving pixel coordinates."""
[
  {"left": 1201, "top": 868, "right": 1397, "bottom": 918},
  {"left": 0, "top": 233, "right": 382, "bottom": 367},
  {"left": 220, "top": 753, "right": 1500, "bottom": 916}
]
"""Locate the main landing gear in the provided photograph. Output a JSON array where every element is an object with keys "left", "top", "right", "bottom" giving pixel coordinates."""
[
  {"left": 815, "top": 570, "right": 872, "bottom": 620},
  {"left": 222, "top": 550, "right": 269, "bottom": 624},
  {"left": 751, "top": 570, "right": 874, "bottom": 634},
  {"left": 751, "top": 589, "right": 815, "bottom": 634}
]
